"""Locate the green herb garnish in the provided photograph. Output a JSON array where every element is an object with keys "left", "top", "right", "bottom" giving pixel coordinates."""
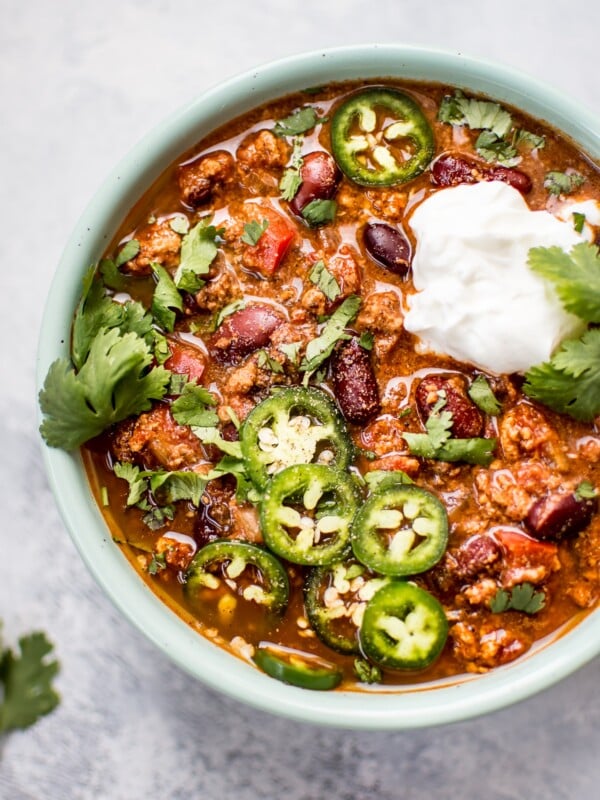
[
  {"left": 301, "top": 295, "right": 361, "bottom": 373},
  {"left": 241, "top": 219, "right": 269, "bottom": 246},
  {"left": 490, "top": 583, "right": 546, "bottom": 614},
  {"left": 309, "top": 259, "right": 341, "bottom": 302},
  {"left": 273, "top": 107, "right": 322, "bottom": 137},
  {"left": 468, "top": 375, "right": 501, "bottom": 415},
  {"left": 302, "top": 199, "right": 337, "bottom": 226},
  {"left": 544, "top": 171, "right": 585, "bottom": 196}
]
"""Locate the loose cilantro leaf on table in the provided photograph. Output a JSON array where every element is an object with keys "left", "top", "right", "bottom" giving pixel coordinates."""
[
  {"left": 302, "top": 199, "right": 337, "bottom": 226},
  {"left": 309, "top": 259, "right": 341, "bottom": 302},
  {"left": 438, "top": 90, "right": 513, "bottom": 137},
  {"left": 151, "top": 264, "right": 183, "bottom": 332},
  {"left": 170, "top": 383, "right": 219, "bottom": 427},
  {"left": 544, "top": 170, "right": 585, "bottom": 196},
  {"left": 279, "top": 137, "right": 304, "bottom": 201},
  {"left": 273, "top": 106, "right": 322, "bottom": 137},
  {"left": 468, "top": 375, "right": 501, "bottom": 415},
  {"left": 301, "top": 295, "right": 361, "bottom": 373},
  {"left": 527, "top": 242, "right": 600, "bottom": 323},
  {"left": 490, "top": 583, "right": 546, "bottom": 614},
  {"left": 174, "top": 218, "right": 222, "bottom": 292},
  {"left": 0, "top": 632, "right": 60, "bottom": 733},
  {"left": 39, "top": 329, "right": 170, "bottom": 450},
  {"left": 475, "top": 130, "right": 520, "bottom": 167},
  {"left": 523, "top": 328, "right": 600, "bottom": 421},
  {"left": 241, "top": 219, "right": 269, "bottom": 246}
]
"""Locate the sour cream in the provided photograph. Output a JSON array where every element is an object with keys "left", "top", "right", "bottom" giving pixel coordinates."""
[{"left": 404, "top": 181, "right": 585, "bottom": 374}]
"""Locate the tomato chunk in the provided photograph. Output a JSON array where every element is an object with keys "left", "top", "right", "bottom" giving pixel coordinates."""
[
  {"left": 164, "top": 341, "right": 206, "bottom": 382},
  {"left": 492, "top": 528, "right": 559, "bottom": 573},
  {"left": 242, "top": 210, "right": 296, "bottom": 276}
]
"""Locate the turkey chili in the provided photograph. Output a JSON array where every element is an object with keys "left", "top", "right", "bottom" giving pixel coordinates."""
[{"left": 40, "top": 80, "right": 600, "bottom": 690}]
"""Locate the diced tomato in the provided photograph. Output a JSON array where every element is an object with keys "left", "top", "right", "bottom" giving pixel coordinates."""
[
  {"left": 243, "top": 210, "right": 296, "bottom": 276},
  {"left": 492, "top": 528, "right": 558, "bottom": 570},
  {"left": 164, "top": 341, "right": 206, "bottom": 382}
]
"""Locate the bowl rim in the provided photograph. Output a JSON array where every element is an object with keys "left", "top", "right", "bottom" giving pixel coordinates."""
[{"left": 37, "top": 43, "right": 600, "bottom": 730}]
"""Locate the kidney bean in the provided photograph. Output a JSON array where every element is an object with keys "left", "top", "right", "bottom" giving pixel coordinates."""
[
  {"left": 209, "top": 304, "right": 284, "bottom": 364},
  {"left": 525, "top": 491, "right": 596, "bottom": 541},
  {"left": 431, "top": 153, "right": 532, "bottom": 194},
  {"left": 289, "top": 151, "right": 341, "bottom": 216},
  {"left": 415, "top": 374, "right": 484, "bottom": 439},
  {"left": 455, "top": 535, "right": 502, "bottom": 579},
  {"left": 363, "top": 222, "right": 411, "bottom": 276},
  {"left": 331, "top": 337, "right": 381, "bottom": 425}
]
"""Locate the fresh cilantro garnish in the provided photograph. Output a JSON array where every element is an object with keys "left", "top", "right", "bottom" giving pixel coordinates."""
[
  {"left": 168, "top": 372, "right": 189, "bottom": 396},
  {"left": 169, "top": 215, "right": 190, "bottom": 235},
  {"left": 358, "top": 331, "right": 374, "bottom": 351},
  {"left": 575, "top": 481, "right": 596, "bottom": 501},
  {"left": 256, "top": 349, "right": 284, "bottom": 373},
  {"left": 114, "top": 462, "right": 148, "bottom": 506},
  {"left": 141, "top": 504, "right": 174, "bottom": 530},
  {"left": 148, "top": 552, "right": 167, "bottom": 575},
  {"left": 151, "top": 264, "right": 183, "bottom": 332},
  {"left": 278, "top": 341, "right": 302, "bottom": 365},
  {"left": 300, "top": 295, "right": 361, "bottom": 373},
  {"left": 170, "top": 383, "right": 219, "bottom": 427},
  {"left": 39, "top": 328, "right": 170, "bottom": 449},
  {"left": 513, "top": 129, "right": 545, "bottom": 150},
  {"left": 209, "top": 454, "right": 257, "bottom": 503},
  {"left": 241, "top": 219, "right": 269, "bottom": 246},
  {"left": 524, "top": 328, "right": 600, "bottom": 421},
  {"left": 475, "top": 130, "right": 520, "bottom": 167},
  {"left": 544, "top": 170, "right": 585, "bottom": 196},
  {"left": 279, "top": 137, "right": 304, "bottom": 201},
  {"left": 99, "top": 258, "right": 127, "bottom": 292},
  {"left": 403, "top": 396, "right": 496, "bottom": 465},
  {"left": 353, "top": 658, "right": 382, "bottom": 684},
  {"left": 223, "top": 405, "right": 242, "bottom": 430},
  {"left": 468, "top": 375, "right": 501, "bottom": 415},
  {"left": 115, "top": 239, "right": 140, "bottom": 267},
  {"left": 190, "top": 426, "right": 243, "bottom": 458},
  {"left": 364, "top": 470, "right": 414, "bottom": 491},
  {"left": 438, "top": 90, "right": 512, "bottom": 137},
  {"left": 273, "top": 107, "right": 322, "bottom": 137},
  {"left": 175, "top": 218, "right": 222, "bottom": 293},
  {"left": 490, "top": 583, "right": 546, "bottom": 614},
  {"left": 527, "top": 242, "right": 600, "bottom": 323},
  {"left": 309, "top": 259, "right": 341, "bottom": 302},
  {"left": 572, "top": 212, "right": 586, "bottom": 233},
  {"left": 149, "top": 470, "right": 209, "bottom": 506},
  {"left": 0, "top": 631, "right": 60, "bottom": 733},
  {"left": 152, "top": 331, "right": 171, "bottom": 364},
  {"left": 214, "top": 299, "right": 246, "bottom": 329},
  {"left": 302, "top": 199, "right": 337, "bottom": 226}
]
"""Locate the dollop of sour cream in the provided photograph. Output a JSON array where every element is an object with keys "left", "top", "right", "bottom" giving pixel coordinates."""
[{"left": 404, "top": 181, "right": 586, "bottom": 374}]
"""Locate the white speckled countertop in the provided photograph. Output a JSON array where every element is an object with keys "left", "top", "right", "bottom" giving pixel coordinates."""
[{"left": 1, "top": 1, "right": 599, "bottom": 797}]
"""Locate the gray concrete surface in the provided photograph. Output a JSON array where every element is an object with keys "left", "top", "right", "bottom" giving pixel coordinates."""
[{"left": 1, "top": 1, "right": 598, "bottom": 797}]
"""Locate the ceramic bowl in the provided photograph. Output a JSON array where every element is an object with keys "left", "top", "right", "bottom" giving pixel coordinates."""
[{"left": 37, "top": 45, "right": 600, "bottom": 729}]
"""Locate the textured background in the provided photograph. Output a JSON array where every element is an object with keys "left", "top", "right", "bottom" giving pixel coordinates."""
[{"left": 1, "top": 1, "right": 599, "bottom": 797}]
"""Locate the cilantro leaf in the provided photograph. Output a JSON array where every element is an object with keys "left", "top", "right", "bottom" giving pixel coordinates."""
[
  {"left": 528, "top": 242, "right": 600, "bottom": 323},
  {"left": 523, "top": 328, "right": 600, "bottom": 421},
  {"left": 174, "top": 218, "right": 221, "bottom": 292},
  {"left": 475, "top": 130, "right": 520, "bottom": 167},
  {"left": 191, "top": 426, "right": 243, "bottom": 458},
  {"left": 148, "top": 552, "right": 167, "bottom": 575},
  {"left": 489, "top": 589, "right": 510, "bottom": 613},
  {"left": 214, "top": 299, "right": 245, "bottom": 329},
  {"left": 209, "top": 454, "right": 257, "bottom": 503},
  {"left": 0, "top": 632, "right": 60, "bottom": 733},
  {"left": 353, "top": 658, "right": 381, "bottom": 684},
  {"left": 273, "top": 107, "right": 321, "bottom": 137},
  {"left": 358, "top": 331, "right": 374, "bottom": 351},
  {"left": 309, "top": 259, "right": 341, "bottom": 302},
  {"left": 169, "top": 215, "right": 190, "bottom": 235},
  {"left": 468, "top": 375, "right": 501, "bottom": 415},
  {"left": 513, "top": 129, "right": 545, "bottom": 150},
  {"left": 490, "top": 583, "right": 545, "bottom": 614},
  {"left": 141, "top": 504, "right": 174, "bottom": 530},
  {"left": 438, "top": 90, "right": 512, "bottom": 137},
  {"left": 435, "top": 437, "right": 497, "bottom": 466},
  {"left": 279, "top": 137, "right": 304, "bottom": 201},
  {"left": 71, "top": 269, "right": 124, "bottom": 369},
  {"left": 168, "top": 372, "right": 189, "bottom": 395},
  {"left": 572, "top": 212, "right": 586, "bottom": 233},
  {"left": 115, "top": 239, "right": 140, "bottom": 267},
  {"left": 301, "top": 295, "right": 361, "bottom": 373},
  {"left": 149, "top": 470, "right": 209, "bottom": 506},
  {"left": 575, "top": 481, "right": 596, "bottom": 501},
  {"left": 277, "top": 341, "right": 302, "bottom": 365},
  {"left": 364, "top": 470, "right": 414, "bottom": 492},
  {"left": 151, "top": 264, "right": 183, "bottom": 332},
  {"left": 99, "top": 258, "right": 127, "bottom": 292},
  {"left": 114, "top": 462, "right": 148, "bottom": 506},
  {"left": 39, "top": 329, "right": 170, "bottom": 450},
  {"left": 544, "top": 170, "right": 585, "bottom": 196},
  {"left": 302, "top": 199, "right": 337, "bottom": 226},
  {"left": 241, "top": 219, "right": 269, "bottom": 246},
  {"left": 170, "top": 383, "right": 219, "bottom": 427},
  {"left": 256, "top": 349, "right": 284, "bottom": 373}
]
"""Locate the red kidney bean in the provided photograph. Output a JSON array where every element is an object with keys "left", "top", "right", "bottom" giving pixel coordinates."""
[
  {"left": 455, "top": 535, "right": 502, "bottom": 578},
  {"left": 331, "top": 337, "right": 381, "bottom": 425},
  {"left": 431, "top": 153, "right": 532, "bottom": 194},
  {"left": 525, "top": 492, "right": 596, "bottom": 541},
  {"left": 209, "top": 304, "right": 284, "bottom": 364},
  {"left": 415, "top": 374, "right": 484, "bottom": 439},
  {"left": 363, "top": 222, "right": 411, "bottom": 276},
  {"left": 289, "top": 151, "right": 341, "bottom": 215}
]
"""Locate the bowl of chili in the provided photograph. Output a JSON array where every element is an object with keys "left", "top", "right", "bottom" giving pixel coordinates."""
[{"left": 37, "top": 44, "right": 600, "bottom": 728}]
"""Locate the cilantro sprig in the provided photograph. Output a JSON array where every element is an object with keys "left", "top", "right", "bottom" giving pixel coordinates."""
[
  {"left": 0, "top": 631, "right": 60, "bottom": 733},
  {"left": 544, "top": 170, "right": 585, "bottom": 196},
  {"left": 174, "top": 217, "right": 222, "bottom": 292},
  {"left": 279, "top": 137, "right": 304, "bottom": 201},
  {"left": 300, "top": 295, "right": 361, "bottom": 374},
  {"left": 273, "top": 106, "right": 323, "bottom": 138},
  {"left": 490, "top": 583, "right": 546, "bottom": 615},
  {"left": 309, "top": 259, "right": 341, "bottom": 302},
  {"left": 241, "top": 219, "right": 269, "bottom": 246}
]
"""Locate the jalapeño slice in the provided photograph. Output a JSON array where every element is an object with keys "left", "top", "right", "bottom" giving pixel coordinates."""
[
  {"left": 253, "top": 643, "right": 343, "bottom": 690},
  {"left": 360, "top": 582, "right": 448, "bottom": 670},
  {"left": 351, "top": 484, "right": 448, "bottom": 576},
  {"left": 185, "top": 540, "right": 289, "bottom": 614},
  {"left": 304, "top": 561, "right": 389, "bottom": 654},
  {"left": 330, "top": 88, "right": 435, "bottom": 187},
  {"left": 261, "top": 464, "right": 358, "bottom": 566},
  {"left": 240, "top": 387, "right": 353, "bottom": 490}
]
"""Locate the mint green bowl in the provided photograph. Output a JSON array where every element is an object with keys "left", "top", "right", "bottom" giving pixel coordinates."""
[{"left": 37, "top": 45, "right": 600, "bottom": 729}]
